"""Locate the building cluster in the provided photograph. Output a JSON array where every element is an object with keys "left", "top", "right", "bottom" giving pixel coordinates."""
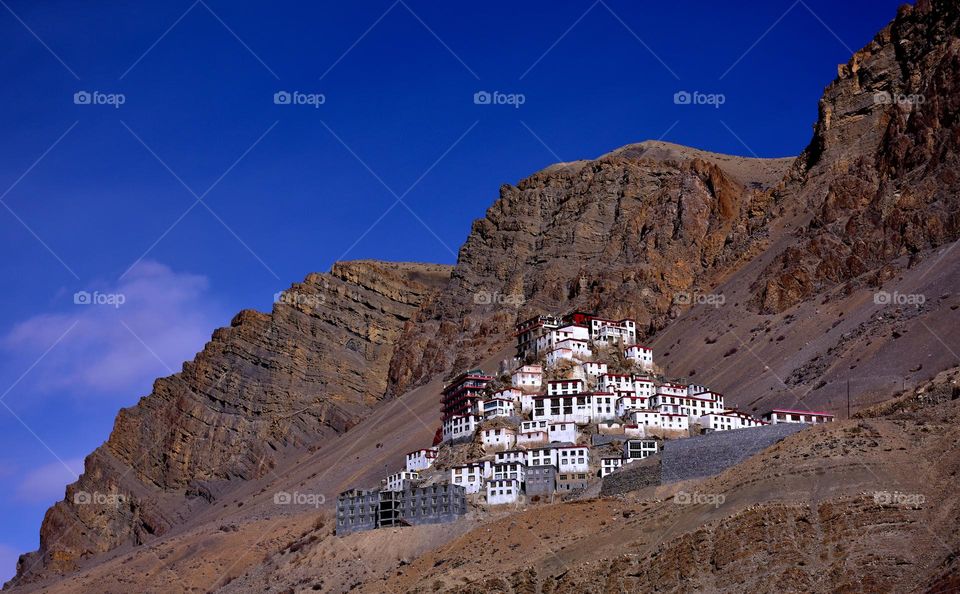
[{"left": 336, "top": 310, "right": 834, "bottom": 535}]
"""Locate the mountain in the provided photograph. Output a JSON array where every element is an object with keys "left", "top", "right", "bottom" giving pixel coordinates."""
[{"left": 7, "top": 0, "right": 960, "bottom": 591}]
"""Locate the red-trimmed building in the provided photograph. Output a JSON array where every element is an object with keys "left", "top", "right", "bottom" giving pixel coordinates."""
[{"left": 441, "top": 370, "right": 494, "bottom": 420}]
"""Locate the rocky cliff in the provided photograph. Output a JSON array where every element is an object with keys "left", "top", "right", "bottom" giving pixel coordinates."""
[
  {"left": 753, "top": 0, "right": 960, "bottom": 312},
  {"left": 9, "top": 261, "right": 450, "bottom": 586}
]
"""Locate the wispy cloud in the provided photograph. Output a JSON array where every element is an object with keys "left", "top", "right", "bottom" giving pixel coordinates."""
[
  {"left": 1, "top": 261, "right": 226, "bottom": 400},
  {"left": 13, "top": 458, "right": 84, "bottom": 503}
]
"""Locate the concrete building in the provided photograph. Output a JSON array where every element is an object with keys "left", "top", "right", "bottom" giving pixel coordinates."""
[
  {"left": 514, "top": 315, "right": 562, "bottom": 360},
  {"left": 336, "top": 484, "right": 467, "bottom": 535},
  {"left": 517, "top": 431, "right": 548, "bottom": 446},
  {"left": 405, "top": 447, "right": 438, "bottom": 472},
  {"left": 524, "top": 464, "right": 557, "bottom": 497},
  {"left": 587, "top": 317, "right": 637, "bottom": 346},
  {"left": 623, "top": 439, "right": 659, "bottom": 461},
  {"left": 520, "top": 419, "right": 549, "bottom": 433},
  {"left": 583, "top": 361, "right": 608, "bottom": 378},
  {"left": 335, "top": 489, "right": 379, "bottom": 535},
  {"left": 486, "top": 479, "right": 522, "bottom": 505},
  {"left": 535, "top": 324, "right": 590, "bottom": 356},
  {"left": 545, "top": 347, "right": 574, "bottom": 367},
  {"left": 761, "top": 408, "right": 835, "bottom": 425},
  {"left": 494, "top": 449, "right": 527, "bottom": 465},
  {"left": 547, "top": 379, "right": 585, "bottom": 396}
]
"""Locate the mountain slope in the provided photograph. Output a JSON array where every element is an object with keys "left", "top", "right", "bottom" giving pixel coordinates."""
[{"left": 8, "top": 261, "right": 451, "bottom": 587}]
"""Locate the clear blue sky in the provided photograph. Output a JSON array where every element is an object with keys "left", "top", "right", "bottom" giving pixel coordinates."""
[{"left": 0, "top": 0, "right": 906, "bottom": 581}]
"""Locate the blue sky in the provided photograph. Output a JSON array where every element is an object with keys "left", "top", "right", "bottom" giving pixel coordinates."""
[{"left": 0, "top": 0, "right": 906, "bottom": 581}]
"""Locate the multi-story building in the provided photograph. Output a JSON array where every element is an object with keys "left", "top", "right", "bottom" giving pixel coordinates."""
[
  {"left": 601, "top": 457, "right": 624, "bottom": 477},
  {"left": 511, "top": 364, "right": 543, "bottom": 390},
  {"left": 494, "top": 450, "right": 527, "bottom": 465},
  {"left": 547, "top": 379, "right": 585, "bottom": 396},
  {"left": 483, "top": 398, "right": 516, "bottom": 419},
  {"left": 492, "top": 461, "right": 526, "bottom": 482},
  {"left": 623, "top": 439, "right": 659, "bottom": 461},
  {"left": 515, "top": 315, "right": 562, "bottom": 360},
  {"left": 442, "top": 414, "right": 480, "bottom": 443},
  {"left": 336, "top": 484, "right": 467, "bottom": 535},
  {"left": 450, "top": 462, "right": 490, "bottom": 494},
  {"left": 441, "top": 370, "right": 494, "bottom": 420},
  {"left": 548, "top": 422, "right": 578, "bottom": 443},
  {"left": 486, "top": 479, "right": 522, "bottom": 505},
  {"left": 335, "top": 489, "right": 379, "bottom": 535},
  {"left": 480, "top": 427, "right": 516, "bottom": 449},
  {"left": 556, "top": 472, "right": 590, "bottom": 492},
  {"left": 624, "top": 344, "right": 654, "bottom": 370},
  {"left": 525, "top": 464, "right": 557, "bottom": 497},
  {"left": 587, "top": 317, "right": 637, "bottom": 346},
  {"left": 382, "top": 470, "right": 419, "bottom": 492},
  {"left": 555, "top": 446, "right": 590, "bottom": 473}
]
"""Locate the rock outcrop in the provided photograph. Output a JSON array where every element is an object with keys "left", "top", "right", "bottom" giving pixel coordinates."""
[
  {"left": 10, "top": 261, "right": 450, "bottom": 586},
  {"left": 752, "top": 0, "right": 960, "bottom": 312}
]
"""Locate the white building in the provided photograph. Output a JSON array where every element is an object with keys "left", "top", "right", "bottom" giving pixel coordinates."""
[
  {"left": 442, "top": 414, "right": 480, "bottom": 443},
  {"left": 517, "top": 430, "right": 548, "bottom": 446},
  {"left": 590, "top": 393, "right": 618, "bottom": 421},
  {"left": 405, "top": 447, "right": 438, "bottom": 472},
  {"left": 492, "top": 387, "right": 522, "bottom": 403},
  {"left": 662, "top": 412, "right": 689, "bottom": 432},
  {"left": 624, "top": 423, "right": 645, "bottom": 437},
  {"left": 624, "top": 344, "right": 654, "bottom": 370},
  {"left": 598, "top": 420, "right": 624, "bottom": 434},
  {"left": 511, "top": 365, "right": 543, "bottom": 390},
  {"left": 526, "top": 446, "right": 558, "bottom": 468},
  {"left": 617, "top": 394, "right": 650, "bottom": 417},
  {"left": 623, "top": 439, "right": 659, "bottom": 460},
  {"left": 545, "top": 347, "right": 574, "bottom": 367},
  {"left": 480, "top": 427, "right": 517, "bottom": 449},
  {"left": 548, "top": 422, "right": 578, "bottom": 443},
  {"left": 520, "top": 419, "right": 549, "bottom": 433},
  {"left": 583, "top": 361, "right": 608, "bottom": 378},
  {"left": 486, "top": 479, "right": 521, "bottom": 505},
  {"left": 555, "top": 338, "right": 592, "bottom": 359},
  {"left": 519, "top": 392, "right": 536, "bottom": 414},
  {"left": 483, "top": 398, "right": 516, "bottom": 419},
  {"left": 632, "top": 378, "right": 655, "bottom": 398},
  {"left": 761, "top": 408, "right": 835, "bottom": 425},
  {"left": 492, "top": 461, "right": 526, "bottom": 482},
  {"left": 535, "top": 324, "right": 590, "bottom": 355},
  {"left": 450, "top": 462, "right": 490, "bottom": 494},
  {"left": 598, "top": 373, "right": 633, "bottom": 393},
  {"left": 547, "top": 379, "right": 585, "bottom": 396},
  {"left": 627, "top": 409, "right": 661, "bottom": 428},
  {"left": 601, "top": 457, "right": 624, "bottom": 477},
  {"left": 588, "top": 317, "right": 637, "bottom": 346},
  {"left": 555, "top": 446, "right": 590, "bottom": 473},
  {"left": 383, "top": 470, "right": 418, "bottom": 492},
  {"left": 495, "top": 450, "right": 526, "bottom": 465},
  {"left": 698, "top": 410, "right": 766, "bottom": 432}
]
